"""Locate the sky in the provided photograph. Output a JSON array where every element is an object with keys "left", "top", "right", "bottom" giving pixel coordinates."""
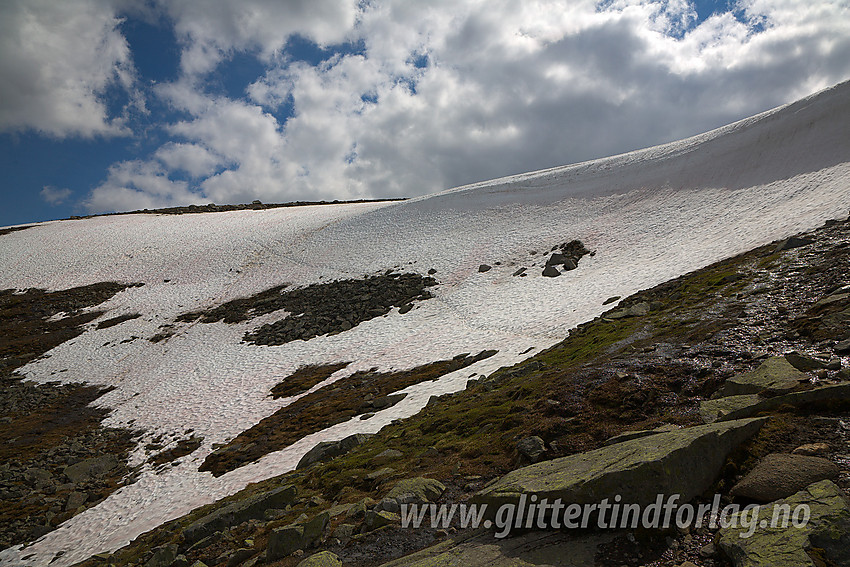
[{"left": 1, "top": 0, "right": 849, "bottom": 227}]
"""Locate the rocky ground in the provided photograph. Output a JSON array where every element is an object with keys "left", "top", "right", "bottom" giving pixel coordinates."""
[
  {"left": 0, "top": 282, "right": 143, "bottom": 549},
  {"left": 4, "top": 214, "right": 850, "bottom": 566},
  {"left": 63, "top": 199, "right": 405, "bottom": 221}
]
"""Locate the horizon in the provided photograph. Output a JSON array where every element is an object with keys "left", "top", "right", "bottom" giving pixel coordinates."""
[{"left": 2, "top": 0, "right": 850, "bottom": 227}]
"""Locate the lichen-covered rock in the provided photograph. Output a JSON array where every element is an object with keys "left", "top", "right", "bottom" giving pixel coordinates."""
[
  {"left": 385, "top": 477, "right": 446, "bottom": 504},
  {"left": 143, "top": 543, "right": 177, "bottom": 567},
  {"left": 63, "top": 455, "right": 120, "bottom": 484},
  {"left": 715, "top": 357, "right": 806, "bottom": 397},
  {"left": 297, "top": 551, "right": 343, "bottom": 567},
  {"left": 730, "top": 453, "right": 839, "bottom": 502},
  {"left": 717, "top": 480, "right": 850, "bottom": 567},
  {"left": 476, "top": 418, "right": 766, "bottom": 513},
  {"left": 365, "top": 510, "right": 400, "bottom": 530},
  {"left": 377, "top": 530, "right": 615, "bottom": 566},
  {"left": 700, "top": 384, "right": 850, "bottom": 423},
  {"left": 183, "top": 484, "right": 297, "bottom": 543},
  {"left": 297, "top": 433, "right": 373, "bottom": 470}
]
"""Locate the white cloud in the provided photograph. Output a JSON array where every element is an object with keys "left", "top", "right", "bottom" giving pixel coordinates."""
[
  {"left": 0, "top": 0, "right": 138, "bottom": 138},
  {"left": 155, "top": 143, "right": 222, "bottom": 178},
  {"left": 80, "top": 0, "right": 850, "bottom": 212},
  {"left": 159, "top": 0, "right": 359, "bottom": 76},
  {"left": 40, "top": 186, "right": 72, "bottom": 205},
  {"left": 84, "top": 160, "right": 204, "bottom": 213}
]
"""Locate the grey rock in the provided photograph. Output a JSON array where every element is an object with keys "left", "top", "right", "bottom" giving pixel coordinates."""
[
  {"left": 385, "top": 477, "right": 446, "bottom": 504},
  {"left": 297, "top": 551, "right": 343, "bottom": 567},
  {"left": 718, "top": 480, "right": 850, "bottom": 567},
  {"left": 545, "top": 253, "right": 567, "bottom": 266},
  {"left": 296, "top": 433, "right": 373, "bottom": 470},
  {"left": 376, "top": 497, "right": 400, "bottom": 514},
  {"left": 332, "top": 523, "right": 356, "bottom": 541},
  {"left": 512, "top": 267, "right": 526, "bottom": 277},
  {"left": 730, "top": 453, "right": 840, "bottom": 502},
  {"left": 65, "top": 491, "right": 87, "bottom": 511},
  {"left": 715, "top": 356, "right": 806, "bottom": 397},
  {"left": 63, "top": 455, "right": 120, "bottom": 484},
  {"left": 607, "top": 302, "right": 650, "bottom": 319},
  {"left": 784, "top": 351, "right": 827, "bottom": 372},
  {"left": 478, "top": 264, "right": 492, "bottom": 273},
  {"left": 603, "top": 424, "right": 679, "bottom": 446},
  {"left": 346, "top": 497, "right": 376, "bottom": 519},
  {"left": 700, "top": 383, "right": 850, "bottom": 423},
  {"left": 835, "top": 339, "right": 850, "bottom": 354},
  {"left": 267, "top": 524, "right": 304, "bottom": 560},
  {"left": 143, "top": 544, "right": 177, "bottom": 567},
  {"left": 183, "top": 484, "right": 297, "bottom": 544},
  {"left": 377, "top": 530, "right": 616, "bottom": 566},
  {"left": 516, "top": 436, "right": 546, "bottom": 463},
  {"left": 372, "top": 449, "right": 403, "bottom": 466},
  {"left": 365, "top": 510, "right": 399, "bottom": 530},
  {"left": 774, "top": 236, "right": 814, "bottom": 252},
  {"left": 541, "top": 265, "right": 561, "bottom": 277},
  {"left": 475, "top": 418, "right": 766, "bottom": 515},
  {"left": 225, "top": 548, "right": 255, "bottom": 567},
  {"left": 563, "top": 259, "right": 577, "bottom": 271},
  {"left": 302, "top": 511, "right": 329, "bottom": 548}
]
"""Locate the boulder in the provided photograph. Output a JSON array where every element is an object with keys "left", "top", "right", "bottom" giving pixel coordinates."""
[
  {"left": 700, "top": 394, "right": 761, "bottom": 424},
  {"left": 784, "top": 351, "right": 827, "bottom": 372},
  {"left": 365, "top": 510, "right": 399, "bottom": 530},
  {"left": 835, "top": 339, "right": 850, "bottom": 354},
  {"left": 183, "top": 484, "right": 297, "bottom": 544},
  {"left": 478, "top": 264, "right": 492, "bottom": 273},
  {"left": 774, "top": 236, "right": 814, "bottom": 252},
  {"left": 63, "top": 455, "right": 120, "bottom": 484},
  {"left": 297, "top": 551, "right": 343, "bottom": 567},
  {"left": 717, "top": 480, "right": 850, "bottom": 567},
  {"left": 700, "top": 383, "right": 850, "bottom": 423},
  {"left": 603, "top": 424, "right": 679, "bottom": 446},
  {"left": 302, "top": 511, "right": 329, "bottom": 548},
  {"left": 475, "top": 418, "right": 766, "bottom": 514},
  {"left": 267, "top": 524, "right": 304, "bottom": 560},
  {"left": 65, "top": 490, "right": 88, "bottom": 511},
  {"left": 516, "top": 436, "right": 546, "bottom": 463},
  {"left": 730, "top": 453, "right": 839, "bottom": 502},
  {"left": 144, "top": 544, "right": 177, "bottom": 567},
  {"left": 371, "top": 449, "right": 403, "bottom": 467},
  {"left": 606, "top": 302, "right": 649, "bottom": 319},
  {"left": 297, "top": 433, "right": 373, "bottom": 469},
  {"left": 346, "top": 497, "right": 376, "bottom": 519},
  {"left": 715, "top": 357, "right": 806, "bottom": 398},
  {"left": 377, "top": 530, "right": 616, "bottom": 566},
  {"left": 541, "top": 266, "right": 561, "bottom": 277},
  {"left": 385, "top": 477, "right": 446, "bottom": 504}
]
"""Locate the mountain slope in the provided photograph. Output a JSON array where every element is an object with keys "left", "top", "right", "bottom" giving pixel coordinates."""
[{"left": 0, "top": 80, "right": 849, "bottom": 566}]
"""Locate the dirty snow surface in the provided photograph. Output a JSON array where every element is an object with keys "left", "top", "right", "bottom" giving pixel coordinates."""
[{"left": 2, "top": 81, "right": 850, "bottom": 566}]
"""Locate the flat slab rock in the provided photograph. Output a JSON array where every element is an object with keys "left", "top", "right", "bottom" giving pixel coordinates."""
[
  {"left": 377, "top": 529, "right": 617, "bottom": 567},
  {"left": 700, "top": 383, "right": 850, "bottom": 424},
  {"left": 718, "top": 480, "right": 850, "bottom": 567},
  {"left": 730, "top": 453, "right": 840, "bottom": 502},
  {"left": 475, "top": 418, "right": 766, "bottom": 512},
  {"left": 714, "top": 356, "right": 807, "bottom": 398}
]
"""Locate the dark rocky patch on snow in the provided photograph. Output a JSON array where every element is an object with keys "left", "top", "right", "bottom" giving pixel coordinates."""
[
  {"left": 175, "top": 272, "right": 437, "bottom": 346},
  {"left": 270, "top": 363, "right": 352, "bottom": 399}
]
